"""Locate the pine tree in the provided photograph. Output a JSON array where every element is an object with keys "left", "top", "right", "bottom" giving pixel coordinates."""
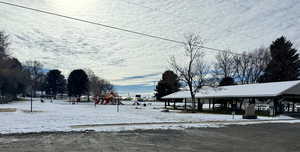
[
  {"left": 219, "top": 77, "right": 235, "bottom": 86},
  {"left": 155, "top": 70, "right": 180, "bottom": 100},
  {"left": 67, "top": 69, "right": 89, "bottom": 100},
  {"left": 260, "top": 36, "right": 300, "bottom": 82},
  {"left": 45, "top": 69, "right": 66, "bottom": 98}
]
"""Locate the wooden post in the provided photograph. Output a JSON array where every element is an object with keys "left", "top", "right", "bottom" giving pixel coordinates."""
[
  {"left": 117, "top": 98, "right": 120, "bottom": 112},
  {"left": 240, "top": 100, "right": 243, "bottom": 110},
  {"left": 274, "top": 98, "right": 278, "bottom": 116},
  {"left": 173, "top": 100, "right": 176, "bottom": 109},
  {"left": 197, "top": 99, "right": 201, "bottom": 111},
  {"left": 212, "top": 99, "right": 215, "bottom": 111},
  {"left": 30, "top": 88, "right": 33, "bottom": 112},
  {"left": 184, "top": 98, "right": 187, "bottom": 110},
  {"left": 292, "top": 102, "right": 295, "bottom": 113},
  {"left": 165, "top": 100, "right": 167, "bottom": 109},
  {"left": 230, "top": 100, "right": 233, "bottom": 112}
]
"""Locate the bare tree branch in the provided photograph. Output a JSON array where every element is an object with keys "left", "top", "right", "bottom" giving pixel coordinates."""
[{"left": 169, "top": 34, "right": 209, "bottom": 111}]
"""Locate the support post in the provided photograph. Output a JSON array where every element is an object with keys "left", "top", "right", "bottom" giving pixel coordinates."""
[
  {"left": 173, "top": 100, "right": 176, "bottom": 109},
  {"left": 212, "top": 99, "right": 215, "bottom": 111},
  {"left": 165, "top": 100, "right": 167, "bottom": 109},
  {"left": 30, "top": 88, "right": 33, "bottom": 112},
  {"left": 184, "top": 98, "right": 187, "bottom": 110},
  {"left": 274, "top": 98, "right": 279, "bottom": 116},
  {"left": 117, "top": 98, "right": 120, "bottom": 112},
  {"left": 292, "top": 102, "right": 295, "bottom": 113},
  {"left": 197, "top": 98, "right": 202, "bottom": 111}
]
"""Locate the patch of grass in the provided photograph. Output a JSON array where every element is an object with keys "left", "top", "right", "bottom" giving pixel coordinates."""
[
  {"left": 177, "top": 109, "right": 272, "bottom": 117},
  {"left": 66, "top": 100, "right": 92, "bottom": 103},
  {"left": 0, "top": 108, "right": 17, "bottom": 112},
  {"left": 21, "top": 110, "right": 44, "bottom": 113},
  {"left": 177, "top": 109, "right": 238, "bottom": 115},
  {"left": 15, "top": 98, "right": 29, "bottom": 101},
  {"left": 255, "top": 111, "right": 270, "bottom": 117}
]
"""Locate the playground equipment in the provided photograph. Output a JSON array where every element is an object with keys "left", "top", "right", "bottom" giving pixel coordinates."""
[{"left": 94, "top": 92, "right": 121, "bottom": 105}]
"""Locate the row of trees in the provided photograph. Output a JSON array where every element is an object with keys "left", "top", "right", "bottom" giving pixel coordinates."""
[
  {"left": 0, "top": 32, "right": 30, "bottom": 101},
  {"left": 213, "top": 36, "right": 299, "bottom": 84},
  {"left": 0, "top": 31, "right": 114, "bottom": 102},
  {"left": 34, "top": 68, "right": 114, "bottom": 100},
  {"left": 67, "top": 69, "right": 114, "bottom": 100},
  {"left": 155, "top": 34, "right": 300, "bottom": 111}
]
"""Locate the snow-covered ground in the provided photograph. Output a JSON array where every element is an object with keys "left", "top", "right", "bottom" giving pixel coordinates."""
[{"left": 0, "top": 99, "right": 299, "bottom": 134}]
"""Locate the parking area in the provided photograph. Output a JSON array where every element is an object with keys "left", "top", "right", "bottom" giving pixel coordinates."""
[{"left": 0, "top": 123, "right": 300, "bottom": 152}]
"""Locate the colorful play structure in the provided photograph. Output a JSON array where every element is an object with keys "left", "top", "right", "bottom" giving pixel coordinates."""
[{"left": 94, "top": 92, "right": 121, "bottom": 105}]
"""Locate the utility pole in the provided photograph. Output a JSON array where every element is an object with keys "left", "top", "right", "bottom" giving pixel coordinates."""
[
  {"left": 117, "top": 97, "right": 120, "bottom": 112},
  {"left": 30, "top": 87, "right": 33, "bottom": 112}
]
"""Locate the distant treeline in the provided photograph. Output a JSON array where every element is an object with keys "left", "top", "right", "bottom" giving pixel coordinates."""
[
  {"left": 0, "top": 31, "right": 114, "bottom": 103},
  {"left": 155, "top": 34, "right": 300, "bottom": 101}
]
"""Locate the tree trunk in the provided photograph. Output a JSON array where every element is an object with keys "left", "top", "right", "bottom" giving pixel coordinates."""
[{"left": 192, "top": 94, "right": 196, "bottom": 112}]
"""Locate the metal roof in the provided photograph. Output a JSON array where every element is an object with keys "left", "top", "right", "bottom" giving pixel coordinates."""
[{"left": 162, "top": 80, "right": 300, "bottom": 99}]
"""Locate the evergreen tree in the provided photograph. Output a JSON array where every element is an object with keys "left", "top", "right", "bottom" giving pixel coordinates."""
[
  {"left": 67, "top": 69, "right": 89, "bottom": 100},
  {"left": 219, "top": 77, "right": 235, "bottom": 86},
  {"left": 45, "top": 69, "right": 66, "bottom": 98},
  {"left": 0, "top": 31, "right": 29, "bottom": 100},
  {"left": 155, "top": 70, "right": 180, "bottom": 100},
  {"left": 260, "top": 36, "right": 300, "bottom": 82}
]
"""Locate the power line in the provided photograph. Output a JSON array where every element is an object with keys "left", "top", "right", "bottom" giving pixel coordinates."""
[{"left": 0, "top": 1, "right": 249, "bottom": 57}]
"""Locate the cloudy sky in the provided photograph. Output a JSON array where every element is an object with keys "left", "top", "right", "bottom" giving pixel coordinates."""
[{"left": 0, "top": 0, "right": 300, "bottom": 96}]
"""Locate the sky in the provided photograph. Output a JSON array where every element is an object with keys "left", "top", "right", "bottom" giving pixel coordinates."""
[{"left": 0, "top": 0, "right": 300, "bottom": 96}]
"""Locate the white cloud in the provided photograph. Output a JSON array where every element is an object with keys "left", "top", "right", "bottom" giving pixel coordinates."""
[{"left": 0, "top": 0, "right": 299, "bottom": 90}]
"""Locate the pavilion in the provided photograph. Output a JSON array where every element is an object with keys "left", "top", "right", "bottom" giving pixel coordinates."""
[{"left": 162, "top": 80, "right": 300, "bottom": 116}]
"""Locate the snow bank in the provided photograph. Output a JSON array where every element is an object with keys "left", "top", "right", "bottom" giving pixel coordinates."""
[{"left": 0, "top": 99, "right": 297, "bottom": 134}]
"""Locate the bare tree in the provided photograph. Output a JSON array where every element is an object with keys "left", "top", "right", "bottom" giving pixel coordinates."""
[
  {"left": 84, "top": 68, "right": 95, "bottom": 101},
  {"left": 234, "top": 52, "right": 252, "bottom": 84},
  {"left": 0, "top": 31, "right": 9, "bottom": 58},
  {"left": 170, "top": 34, "right": 209, "bottom": 111},
  {"left": 86, "top": 69, "right": 114, "bottom": 98},
  {"left": 0, "top": 31, "right": 31, "bottom": 102},
  {"left": 213, "top": 51, "right": 236, "bottom": 81},
  {"left": 233, "top": 48, "right": 271, "bottom": 84},
  {"left": 24, "top": 60, "right": 44, "bottom": 97},
  {"left": 249, "top": 47, "right": 271, "bottom": 83}
]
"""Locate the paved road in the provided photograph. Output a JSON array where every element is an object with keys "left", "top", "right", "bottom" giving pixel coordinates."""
[{"left": 0, "top": 123, "right": 299, "bottom": 152}]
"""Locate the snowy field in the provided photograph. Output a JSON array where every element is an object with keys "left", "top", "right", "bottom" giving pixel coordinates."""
[{"left": 0, "top": 99, "right": 299, "bottom": 134}]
